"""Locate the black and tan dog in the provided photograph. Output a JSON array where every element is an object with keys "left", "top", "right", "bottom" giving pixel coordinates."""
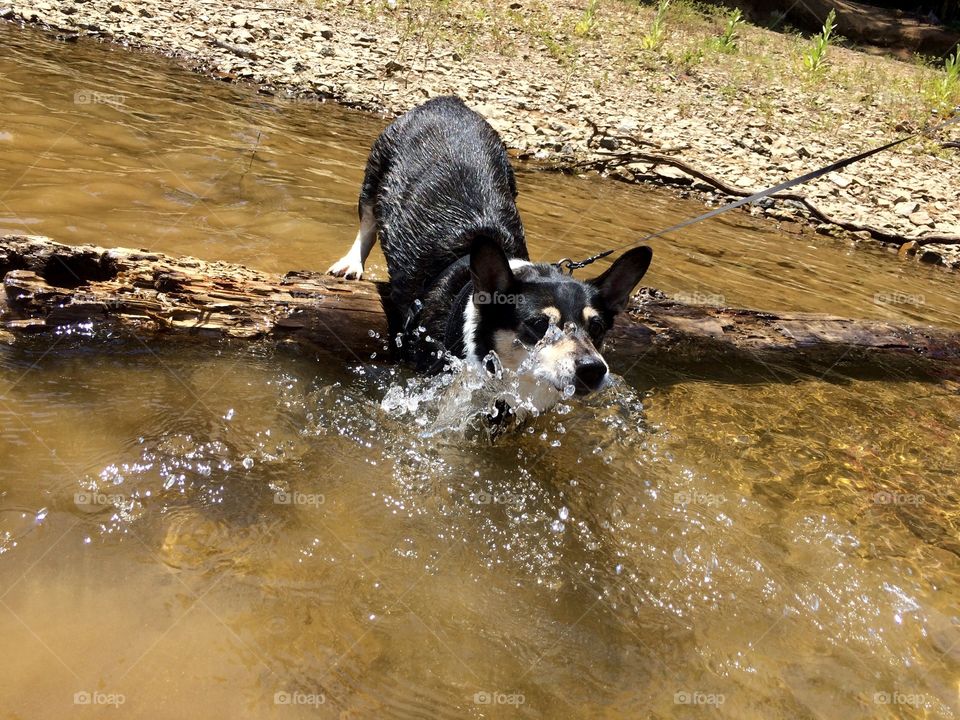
[{"left": 329, "top": 96, "right": 652, "bottom": 404}]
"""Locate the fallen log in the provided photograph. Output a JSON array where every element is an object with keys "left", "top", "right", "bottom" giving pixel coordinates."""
[{"left": 2, "top": 235, "right": 960, "bottom": 373}]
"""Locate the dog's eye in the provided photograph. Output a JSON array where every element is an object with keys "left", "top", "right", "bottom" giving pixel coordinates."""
[
  {"left": 524, "top": 316, "right": 550, "bottom": 341},
  {"left": 587, "top": 316, "right": 606, "bottom": 344}
]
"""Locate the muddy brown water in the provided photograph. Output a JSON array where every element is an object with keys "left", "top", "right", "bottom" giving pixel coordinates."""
[{"left": 2, "top": 23, "right": 960, "bottom": 720}]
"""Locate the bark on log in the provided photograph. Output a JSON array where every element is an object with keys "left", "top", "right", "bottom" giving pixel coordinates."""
[{"left": 3, "top": 235, "right": 960, "bottom": 371}]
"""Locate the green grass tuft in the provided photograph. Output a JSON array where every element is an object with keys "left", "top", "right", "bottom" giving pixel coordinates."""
[
  {"left": 639, "top": 0, "right": 671, "bottom": 50},
  {"left": 801, "top": 8, "right": 837, "bottom": 78}
]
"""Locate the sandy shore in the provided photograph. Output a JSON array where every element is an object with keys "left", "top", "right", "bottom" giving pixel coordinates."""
[{"left": 3, "top": 0, "right": 959, "bottom": 267}]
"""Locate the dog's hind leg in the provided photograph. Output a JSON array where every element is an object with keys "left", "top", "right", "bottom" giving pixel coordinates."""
[{"left": 328, "top": 203, "right": 376, "bottom": 280}]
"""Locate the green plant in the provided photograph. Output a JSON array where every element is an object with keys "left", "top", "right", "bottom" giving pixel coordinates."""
[
  {"left": 925, "top": 51, "right": 960, "bottom": 115},
  {"left": 711, "top": 8, "right": 743, "bottom": 53},
  {"left": 538, "top": 30, "right": 574, "bottom": 62},
  {"left": 640, "top": 0, "right": 671, "bottom": 50},
  {"left": 801, "top": 8, "right": 837, "bottom": 78},
  {"left": 666, "top": 45, "right": 703, "bottom": 72},
  {"left": 574, "top": 0, "right": 600, "bottom": 38}
]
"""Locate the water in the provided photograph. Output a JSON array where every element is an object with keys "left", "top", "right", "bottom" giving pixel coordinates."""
[{"left": 2, "top": 24, "right": 960, "bottom": 719}]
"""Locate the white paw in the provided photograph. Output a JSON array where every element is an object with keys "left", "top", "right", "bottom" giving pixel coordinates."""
[{"left": 327, "top": 256, "right": 364, "bottom": 280}]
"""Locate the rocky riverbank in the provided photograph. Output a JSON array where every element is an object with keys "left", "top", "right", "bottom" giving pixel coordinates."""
[{"left": 2, "top": 0, "right": 959, "bottom": 267}]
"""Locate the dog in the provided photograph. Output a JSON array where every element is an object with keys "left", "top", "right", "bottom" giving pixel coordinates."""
[{"left": 329, "top": 96, "right": 652, "bottom": 404}]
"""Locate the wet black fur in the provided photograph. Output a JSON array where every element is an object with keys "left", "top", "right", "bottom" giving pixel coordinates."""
[{"left": 357, "top": 96, "right": 651, "bottom": 370}]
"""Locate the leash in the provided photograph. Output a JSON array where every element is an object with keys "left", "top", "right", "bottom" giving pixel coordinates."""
[{"left": 557, "top": 109, "right": 960, "bottom": 273}]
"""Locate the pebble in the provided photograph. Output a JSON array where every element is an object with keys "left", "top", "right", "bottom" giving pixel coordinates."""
[
  {"left": 894, "top": 201, "right": 919, "bottom": 217},
  {"left": 828, "top": 172, "right": 852, "bottom": 188},
  {"left": 654, "top": 165, "right": 691, "bottom": 182}
]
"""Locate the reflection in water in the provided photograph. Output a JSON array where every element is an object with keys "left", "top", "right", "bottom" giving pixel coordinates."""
[{"left": 1, "top": 23, "right": 960, "bottom": 720}]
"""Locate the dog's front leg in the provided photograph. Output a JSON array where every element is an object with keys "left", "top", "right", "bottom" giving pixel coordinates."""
[{"left": 328, "top": 205, "right": 377, "bottom": 280}]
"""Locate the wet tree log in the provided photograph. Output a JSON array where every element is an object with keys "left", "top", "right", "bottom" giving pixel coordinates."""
[{"left": 2, "top": 234, "right": 960, "bottom": 370}]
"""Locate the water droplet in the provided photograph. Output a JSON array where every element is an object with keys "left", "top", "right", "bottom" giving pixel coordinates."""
[
  {"left": 550, "top": 520, "right": 565, "bottom": 533},
  {"left": 224, "top": 408, "right": 235, "bottom": 421},
  {"left": 242, "top": 457, "right": 254, "bottom": 470},
  {"left": 559, "top": 506, "right": 570, "bottom": 521},
  {"left": 394, "top": 334, "right": 403, "bottom": 347}
]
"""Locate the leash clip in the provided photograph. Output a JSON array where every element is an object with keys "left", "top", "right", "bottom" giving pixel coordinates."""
[{"left": 555, "top": 249, "right": 615, "bottom": 275}]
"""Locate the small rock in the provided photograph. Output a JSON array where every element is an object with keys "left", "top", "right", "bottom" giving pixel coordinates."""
[
  {"left": 828, "top": 172, "right": 852, "bottom": 188},
  {"left": 0, "top": 7, "right": 13, "bottom": 18},
  {"left": 909, "top": 210, "right": 934, "bottom": 227},
  {"left": 919, "top": 250, "right": 943, "bottom": 265},
  {"left": 654, "top": 165, "right": 691, "bottom": 183},
  {"left": 137, "top": 6, "right": 151, "bottom": 17},
  {"left": 898, "top": 241, "right": 919, "bottom": 257},
  {"left": 894, "top": 201, "right": 919, "bottom": 217},
  {"left": 108, "top": 2, "right": 123, "bottom": 11},
  {"left": 230, "top": 13, "right": 249, "bottom": 28},
  {"left": 318, "top": 25, "right": 334, "bottom": 39},
  {"left": 598, "top": 137, "right": 619, "bottom": 150}
]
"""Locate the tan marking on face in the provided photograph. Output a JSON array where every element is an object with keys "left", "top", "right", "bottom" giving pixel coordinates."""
[
  {"left": 582, "top": 306, "right": 600, "bottom": 323},
  {"left": 492, "top": 329, "right": 527, "bottom": 371},
  {"left": 535, "top": 336, "right": 579, "bottom": 368},
  {"left": 542, "top": 306, "right": 561, "bottom": 324}
]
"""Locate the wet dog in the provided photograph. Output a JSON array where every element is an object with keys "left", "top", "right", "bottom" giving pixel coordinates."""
[{"left": 329, "top": 96, "right": 652, "bottom": 405}]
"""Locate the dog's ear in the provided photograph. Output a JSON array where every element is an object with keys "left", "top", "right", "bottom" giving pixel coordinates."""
[
  {"left": 470, "top": 235, "right": 514, "bottom": 296},
  {"left": 588, "top": 246, "right": 653, "bottom": 314}
]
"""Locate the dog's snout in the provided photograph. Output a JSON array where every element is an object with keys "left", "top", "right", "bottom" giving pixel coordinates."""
[{"left": 575, "top": 357, "right": 607, "bottom": 391}]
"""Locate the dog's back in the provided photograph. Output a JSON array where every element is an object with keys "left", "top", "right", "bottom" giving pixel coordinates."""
[{"left": 362, "top": 96, "right": 527, "bottom": 313}]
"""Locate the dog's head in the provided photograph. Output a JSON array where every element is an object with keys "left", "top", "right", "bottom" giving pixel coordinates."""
[{"left": 464, "top": 237, "right": 652, "bottom": 396}]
